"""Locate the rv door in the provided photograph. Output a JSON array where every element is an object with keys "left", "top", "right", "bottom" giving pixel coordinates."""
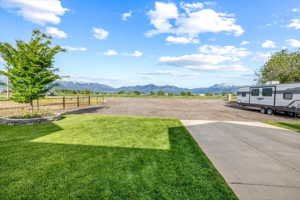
[{"left": 250, "top": 87, "right": 275, "bottom": 106}]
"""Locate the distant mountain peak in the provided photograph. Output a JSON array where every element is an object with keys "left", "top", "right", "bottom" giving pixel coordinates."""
[{"left": 55, "top": 81, "right": 240, "bottom": 94}]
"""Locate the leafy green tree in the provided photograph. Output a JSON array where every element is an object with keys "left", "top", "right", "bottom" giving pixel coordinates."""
[
  {"left": 157, "top": 90, "right": 165, "bottom": 96},
  {"left": 150, "top": 91, "right": 155, "bottom": 95},
  {"left": 180, "top": 91, "right": 187, "bottom": 96},
  {"left": 132, "top": 90, "right": 141, "bottom": 95},
  {"left": 0, "top": 29, "right": 65, "bottom": 111},
  {"left": 258, "top": 49, "right": 300, "bottom": 83},
  {"left": 80, "top": 89, "right": 92, "bottom": 95}
]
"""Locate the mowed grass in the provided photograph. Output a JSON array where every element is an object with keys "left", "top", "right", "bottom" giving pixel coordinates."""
[
  {"left": 266, "top": 121, "right": 300, "bottom": 133},
  {"left": 0, "top": 115, "right": 237, "bottom": 200}
]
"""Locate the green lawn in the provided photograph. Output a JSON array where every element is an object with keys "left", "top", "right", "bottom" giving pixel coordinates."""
[
  {"left": 0, "top": 115, "right": 237, "bottom": 200},
  {"left": 266, "top": 121, "right": 300, "bottom": 133}
]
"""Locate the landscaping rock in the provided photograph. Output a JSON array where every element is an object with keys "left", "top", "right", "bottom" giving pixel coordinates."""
[{"left": 0, "top": 114, "right": 62, "bottom": 126}]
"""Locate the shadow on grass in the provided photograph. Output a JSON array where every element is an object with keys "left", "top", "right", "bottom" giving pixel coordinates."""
[
  {"left": 0, "top": 123, "right": 237, "bottom": 200},
  {"left": 65, "top": 106, "right": 110, "bottom": 114}
]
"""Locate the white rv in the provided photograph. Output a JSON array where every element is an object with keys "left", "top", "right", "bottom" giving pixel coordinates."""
[{"left": 237, "top": 82, "right": 300, "bottom": 116}]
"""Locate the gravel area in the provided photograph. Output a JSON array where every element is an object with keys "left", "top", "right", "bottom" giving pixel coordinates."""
[{"left": 73, "top": 97, "right": 300, "bottom": 122}]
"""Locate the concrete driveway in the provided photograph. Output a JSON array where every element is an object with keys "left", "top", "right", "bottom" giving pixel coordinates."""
[{"left": 181, "top": 120, "right": 300, "bottom": 200}]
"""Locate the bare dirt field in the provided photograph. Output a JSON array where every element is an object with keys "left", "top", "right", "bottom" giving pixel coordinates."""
[{"left": 73, "top": 97, "right": 300, "bottom": 122}]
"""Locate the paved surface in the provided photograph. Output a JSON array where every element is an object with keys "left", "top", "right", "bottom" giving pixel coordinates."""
[
  {"left": 81, "top": 97, "right": 300, "bottom": 122},
  {"left": 181, "top": 120, "right": 300, "bottom": 200}
]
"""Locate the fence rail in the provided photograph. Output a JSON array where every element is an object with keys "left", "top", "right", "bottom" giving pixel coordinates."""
[{"left": 0, "top": 96, "right": 105, "bottom": 117}]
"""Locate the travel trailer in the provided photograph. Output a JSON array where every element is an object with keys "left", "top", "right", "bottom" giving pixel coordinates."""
[{"left": 237, "top": 82, "right": 300, "bottom": 116}]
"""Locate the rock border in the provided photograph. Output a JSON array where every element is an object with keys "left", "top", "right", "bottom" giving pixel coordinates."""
[
  {"left": 0, "top": 113, "right": 62, "bottom": 126},
  {"left": 0, "top": 105, "right": 105, "bottom": 126}
]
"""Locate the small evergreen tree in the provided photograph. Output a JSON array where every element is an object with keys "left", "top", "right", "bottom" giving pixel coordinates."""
[{"left": 0, "top": 29, "right": 65, "bottom": 111}]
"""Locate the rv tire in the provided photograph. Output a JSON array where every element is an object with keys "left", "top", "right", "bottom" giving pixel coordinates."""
[
  {"left": 288, "top": 112, "right": 296, "bottom": 117},
  {"left": 266, "top": 108, "right": 274, "bottom": 115},
  {"left": 260, "top": 108, "right": 266, "bottom": 114}
]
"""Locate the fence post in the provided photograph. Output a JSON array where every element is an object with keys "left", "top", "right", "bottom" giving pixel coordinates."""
[
  {"left": 88, "top": 96, "right": 91, "bottom": 105},
  {"left": 63, "top": 96, "right": 66, "bottom": 110},
  {"left": 37, "top": 99, "right": 40, "bottom": 111},
  {"left": 227, "top": 94, "right": 232, "bottom": 102},
  {"left": 102, "top": 96, "right": 104, "bottom": 104},
  {"left": 77, "top": 96, "right": 80, "bottom": 107}
]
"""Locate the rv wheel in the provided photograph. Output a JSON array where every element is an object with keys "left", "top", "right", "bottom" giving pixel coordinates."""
[
  {"left": 266, "top": 108, "right": 274, "bottom": 115},
  {"left": 260, "top": 108, "right": 266, "bottom": 114},
  {"left": 288, "top": 112, "right": 296, "bottom": 117}
]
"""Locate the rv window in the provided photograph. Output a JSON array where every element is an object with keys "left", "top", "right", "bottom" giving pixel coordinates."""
[
  {"left": 242, "top": 92, "right": 246, "bottom": 97},
  {"left": 262, "top": 88, "right": 273, "bottom": 96},
  {"left": 283, "top": 92, "right": 293, "bottom": 100},
  {"left": 251, "top": 89, "right": 259, "bottom": 96}
]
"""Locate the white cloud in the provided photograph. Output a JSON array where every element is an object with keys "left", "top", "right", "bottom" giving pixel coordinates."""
[
  {"left": 261, "top": 40, "right": 276, "bottom": 48},
  {"left": 198, "top": 45, "right": 251, "bottom": 57},
  {"left": 203, "top": 1, "right": 216, "bottom": 6},
  {"left": 240, "top": 41, "right": 250, "bottom": 45},
  {"left": 146, "top": 2, "right": 178, "bottom": 37},
  {"left": 146, "top": 2, "right": 244, "bottom": 38},
  {"left": 185, "top": 64, "right": 248, "bottom": 72},
  {"left": 122, "top": 11, "right": 132, "bottom": 21},
  {"left": 131, "top": 50, "right": 143, "bottom": 57},
  {"left": 103, "top": 50, "right": 142, "bottom": 57},
  {"left": 252, "top": 52, "right": 272, "bottom": 62},
  {"left": 287, "top": 19, "right": 300, "bottom": 29},
  {"left": 176, "top": 9, "right": 244, "bottom": 37},
  {"left": 1, "top": 0, "right": 68, "bottom": 25},
  {"left": 286, "top": 39, "right": 300, "bottom": 48},
  {"left": 46, "top": 26, "right": 68, "bottom": 38},
  {"left": 180, "top": 2, "right": 203, "bottom": 13},
  {"left": 64, "top": 46, "right": 87, "bottom": 51},
  {"left": 159, "top": 54, "right": 235, "bottom": 66},
  {"left": 166, "top": 36, "right": 199, "bottom": 44},
  {"left": 292, "top": 8, "right": 300, "bottom": 12},
  {"left": 140, "top": 70, "right": 200, "bottom": 77},
  {"left": 93, "top": 27, "right": 109, "bottom": 40},
  {"left": 159, "top": 44, "right": 250, "bottom": 72},
  {"left": 64, "top": 75, "right": 137, "bottom": 87},
  {"left": 104, "top": 49, "right": 118, "bottom": 56}
]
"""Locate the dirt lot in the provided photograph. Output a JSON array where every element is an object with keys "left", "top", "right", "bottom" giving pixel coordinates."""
[{"left": 74, "top": 97, "right": 300, "bottom": 122}]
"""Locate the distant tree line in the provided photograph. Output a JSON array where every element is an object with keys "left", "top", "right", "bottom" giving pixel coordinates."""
[
  {"left": 51, "top": 89, "right": 229, "bottom": 96},
  {"left": 53, "top": 88, "right": 97, "bottom": 95}
]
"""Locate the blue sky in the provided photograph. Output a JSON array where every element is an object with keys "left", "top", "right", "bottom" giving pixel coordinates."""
[{"left": 0, "top": 0, "right": 300, "bottom": 88}]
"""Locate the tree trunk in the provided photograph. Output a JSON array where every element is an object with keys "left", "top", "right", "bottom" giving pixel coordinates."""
[{"left": 30, "top": 101, "right": 34, "bottom": 114}]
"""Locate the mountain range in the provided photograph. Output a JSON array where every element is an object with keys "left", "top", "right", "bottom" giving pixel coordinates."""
[{"left": 55, "top": 81, "right": 240, "bottom": 94}]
